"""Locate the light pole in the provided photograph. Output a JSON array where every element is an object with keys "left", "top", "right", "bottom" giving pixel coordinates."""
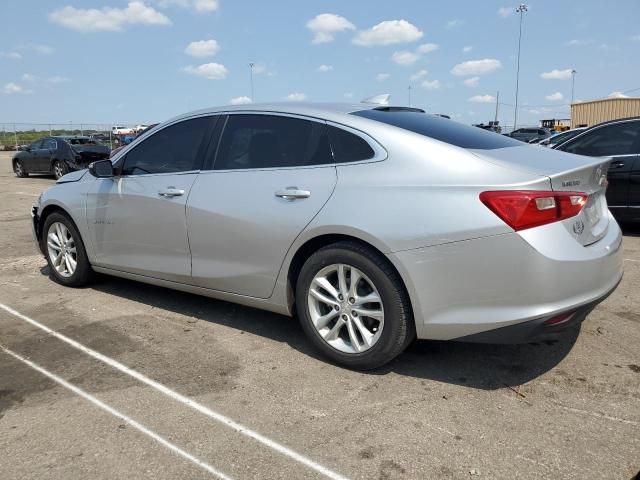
[
  {"left": 571, "top": 69, "right": 577, "bottom": 104},
  {"left": 513, "top": 3, "right": 528, "bottom": 131},
  {"left": 248, "top": 63, "right": 255, "bottom": 102},
  {"left": 408, "top": 84, "right": 412, "bottom": 107}
]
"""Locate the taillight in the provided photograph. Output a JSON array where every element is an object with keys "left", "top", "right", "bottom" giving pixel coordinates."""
[{"left": 480, "top": 190, "right": 588, "bottom": 231}]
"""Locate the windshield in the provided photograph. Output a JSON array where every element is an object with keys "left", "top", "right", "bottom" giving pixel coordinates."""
[{"left": 351, "top": 109, "right": 522, "bottom": 149}]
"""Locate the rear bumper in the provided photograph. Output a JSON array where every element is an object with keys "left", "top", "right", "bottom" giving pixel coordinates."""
[{"left": 387, "top": 213, "right": 624, "bottom": 342}]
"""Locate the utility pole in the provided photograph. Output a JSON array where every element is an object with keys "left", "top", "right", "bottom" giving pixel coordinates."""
[
  {"left": 494, "top": 91, "right": 500, "bottom": 124},
  {"left": 571, "top": 69, "right": 577, "bottom": 104},
  {"left": 249, "top": 63, "right": 255, "bottom": 102},
  {"left": 408, "top": 85, "right": 412, "bottom": 107},
  {"left": 513, "top": 4, "right": 528, "bottom": 131}
]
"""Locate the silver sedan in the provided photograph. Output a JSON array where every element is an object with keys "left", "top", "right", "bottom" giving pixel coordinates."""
[{"left": 30, "top": 103, "right": 623, "bottom": 369}]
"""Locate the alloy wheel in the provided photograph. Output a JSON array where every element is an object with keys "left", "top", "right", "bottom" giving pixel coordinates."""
[
  {"left": 47, "top": 222, "right": 77, "bottom": 278},
  {"left": 54, "top": 162, "right": 64, "bottom": 179},
  {"left": 307, "top": 263, "right": 384, "bottom": 354},
  {"left": 14, "top": 162, "right": 23, "bottom": 176}
]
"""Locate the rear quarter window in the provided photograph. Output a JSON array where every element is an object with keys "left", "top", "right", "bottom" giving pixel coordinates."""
[{"left": 351, "top": 109, "right": 522, "bottom": 149}]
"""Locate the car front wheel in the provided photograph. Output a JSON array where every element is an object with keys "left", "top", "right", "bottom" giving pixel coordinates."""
[
  {"left": 14, "top": 160, "right": 28, "bottom": 178},
  {"left": 296, "top": 241, "right": 414, "bottom": 370},
  {"left": 42, "top": 212, "right": 94, "bottom": 287}
]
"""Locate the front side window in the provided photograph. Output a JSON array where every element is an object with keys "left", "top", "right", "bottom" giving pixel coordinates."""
[
  {"left": 122, "top": 116, "right": 211, "bottom": 176},
  {"left": 327, "top": 125, "right": 375, "bottom": 163},
  {"left": 560, "top": 121, "right": 640, "bottom": 156},
  {"left": 30, "top": 139, "right": 44, "bottom": 149},
  {"left": 214, "top": 114, "right": 332, "bottom": 170}
]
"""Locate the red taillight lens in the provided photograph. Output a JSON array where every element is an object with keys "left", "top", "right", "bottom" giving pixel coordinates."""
[{"left": 479, "top": 190, "right": 588, "bottom": 231}]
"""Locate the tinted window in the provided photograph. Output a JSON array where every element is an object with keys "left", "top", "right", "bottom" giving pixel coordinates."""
[
  {"left": 30, "top": 139, "right": 44, "bottom": 149},
  {"left": 351, "top": 109, "right": 522, "bottom": 149},
  {"left": 42, "top": 138, "right": 57, "bottom": 149},
  {"left": 559, "top": 121, "right": 640, "bottom": 156},
  {"left": 328, "top": 125, "right": 375, "bottom": 163},
  {"left": 215, "top": 114, "right": 332, "bottom": 170},
  {"left": 122, "top": 117, "right": 211, "bottom": 175}
]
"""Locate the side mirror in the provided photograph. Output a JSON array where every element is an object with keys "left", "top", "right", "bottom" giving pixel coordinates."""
[{"left": 89, "top": 159, "right": 114, "bottom": 178}]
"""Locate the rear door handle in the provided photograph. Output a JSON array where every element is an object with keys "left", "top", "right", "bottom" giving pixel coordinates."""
[
  {"left": 275, "top": 187, "right": 311, "bottom": 200},
  {"left": 158, "top": 187, "right": 185, "bottom": 197},
  {"left": 610, "top": 161, "right": 626, "bottom": 169}
]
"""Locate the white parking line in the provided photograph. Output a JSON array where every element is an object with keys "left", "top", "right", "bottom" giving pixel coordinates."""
[
  {"left": 0, "top": 302, "right": 350, "bottom": 480},
  {"left": 0, "top": 344, "right": 233, "bottom": 480},
  {"left": 624, "top": 258, "right": 639, "bottom": 263}
]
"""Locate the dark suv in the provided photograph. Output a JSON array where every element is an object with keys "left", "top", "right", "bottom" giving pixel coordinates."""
[
  {"left": 509, "top": 127, "right": 551, "bottom": 143},
  {"left": 554, "top": 117, "right": 640, "bottom": 222},
  {"left": 12, "top": 136, "right": 110, "bottom": 180}
]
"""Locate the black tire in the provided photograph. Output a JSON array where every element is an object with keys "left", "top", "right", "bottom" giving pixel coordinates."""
[
  {"left": 13, "top": 160, "right": 28, "bottom": 178},
  {"left": 42, "top": 212, "right": 94, "bottom": 287},
  {"left": 296, "top": 241, "right": 414, "bottom": 370},
  {"left": 52, "top": 160, "right": 68, "bottom": 180}
]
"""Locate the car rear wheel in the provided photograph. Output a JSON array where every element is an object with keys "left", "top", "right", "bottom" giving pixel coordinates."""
[
  {"left": 14, "top": 160, "right": 28, "bottom": 178},
  {"left": 52, "top": 160, "right": 68, "bottom": 180},
  {"left": 43, "top": 212, "right": 94, "bottom": 287},
  {"left": 296, "top": 241, "right": 414, "bottom": 370}
]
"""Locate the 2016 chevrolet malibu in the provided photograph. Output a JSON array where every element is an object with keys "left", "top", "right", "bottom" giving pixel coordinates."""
[{"left": 31, "top": 103, "right": 623, "bottom": 369}]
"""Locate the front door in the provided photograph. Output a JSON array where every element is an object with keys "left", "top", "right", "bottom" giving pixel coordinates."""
[
  {"left": 86, "top": 115, "right": 215, "bottom": 282},
  {"left": 187, "top": 113, "right": 337, "bottom": 298}
]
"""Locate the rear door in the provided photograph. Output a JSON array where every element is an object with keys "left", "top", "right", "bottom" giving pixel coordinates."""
[
  {"left": 39, "top": 138, "right": 57, "bottom": 172},
  {"left": 628, "top": 155, "right": 640, "bottom": 211},
  {"left": 187, "top": 113, "right": 337, "bottom": 298},
  {"left": 558, "top": 120, "right": 640, "bottom": 218},
  {"left": 86, "top": 115, "right": 215, "bottom": 282}
]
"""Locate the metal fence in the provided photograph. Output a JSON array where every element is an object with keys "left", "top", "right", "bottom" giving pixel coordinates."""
[{"left": 0, "top": 123, "right": 139, "bottom": 151}]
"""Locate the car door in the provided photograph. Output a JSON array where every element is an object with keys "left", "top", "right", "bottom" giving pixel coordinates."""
[
  {"left": 558, "top": 120, "right": 640, "bottom": 216},
  {"left": 187, "top": 113, "right": 337, "bottom": 298},
  {"left": 627, "top": 155, "right": 640, "bottom": 211},
  {"left": 39, "top": 138, "right": 57, "bottom": 172},
  {"left": 86, "top": 115, "right": 215, "bottom": 282},
  {"left": 20, "top": 139, "right": 41, "bottom": 171}
]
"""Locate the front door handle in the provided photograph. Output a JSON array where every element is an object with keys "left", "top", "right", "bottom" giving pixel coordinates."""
[
  {"left": 275, "top": 187, "right": 311, "bottom": 200},
  {"left": 158, "top": 187, "right": 185, "bottom": 197}
]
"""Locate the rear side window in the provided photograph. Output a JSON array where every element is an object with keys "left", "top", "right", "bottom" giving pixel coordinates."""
[
  {"left": 558, "top": 121, "right": 640, "bottom": 156},
  {"left": 122, "top": 116, "right": 211, "bottom": 175},
  {"left": 352, "top": 109, "right": 522, "bottom": 149},
  {"left": 328, "top": 125, "right": 375, "bottom": 163},
  {"left": 42, "top": 138, "right": 57, "bottom": 149},
  {"left": 214, "top": 114, "right": 332, "bottom": 170}
]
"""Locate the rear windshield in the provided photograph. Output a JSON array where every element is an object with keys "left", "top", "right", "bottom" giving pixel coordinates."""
[
  {"left": 351, "top": 109, "right": 522, "bottom": 150},
  {"left": 66, "top": 138, "right": 96, "bottom": 145}
]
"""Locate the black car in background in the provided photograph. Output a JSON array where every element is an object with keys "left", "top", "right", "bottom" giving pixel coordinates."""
[
  {"left": 554, "top": 117, "right": 640, "bottom": 222},
  {"left": 12, "top": 136, "right": 110, "bottom": 179},
  {"left": 509, "top": 127, "right": 552, "bottom": 143}
]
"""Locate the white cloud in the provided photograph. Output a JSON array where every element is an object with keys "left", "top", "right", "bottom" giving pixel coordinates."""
[
  {"left": 497, "top": 7, "right": 513, "bottom": 18},
  {"left": 417, "top": 43, "right": 438, "bottom": 54},
  {"left": 608, "top": 91, "right": 629, "bottom": 98},
  {"left": 343, "top": 92, "right": 353, "bottom": 99},
  {"left": 420, "top": 79, "right": 441, "bottom": 90},
  {"left": 31, "top": 44, "right": 54, "bottom": 54},
  {"left": 21, "top": 73, "right": 36, "bottom": 83},
  {"left": 285, "top": 92, "right": 307, "bottom": 101},
  {"left": 0, "top": 51, "right": 22, "bottom": 59},
  {"left": 391, "top": 50, "right": 419, "bottom": 66},
  {"left": 410, "top": 69, "right": 428, "bottom": 81},
  {"left": 462, "top": 45, "right": 473, "bottom": 52},
  {"left": 565, "top": 39, "right": 593, "bottom": 47},
  {"left": 3, "top": 82, "right": 25, "bottom": 94},
  {"left": 316, "top": 64, "right": 333, "bottom": 72},
  {"left": 156, "top": 0, "right": 218, "bottom": 12},
  {"left": 468, "top": 94, "right": 496, "bottom": 103},
  {"left": 451, "top": 58, "right": 501, "bottom": 76},
  {"left": 182, "top": 62, "right": 228, "bottom": 80},
  {"left": 185, "top": 39, "right": 219, "bottom": 57},
  {"left": 49, "top": 1, "right": 171, "bottom": 32},
  {"left": 229, "top": 96, "right": 252, "bottom": 105},
  {"left": 376, "top": 73, "right": 390, "bottom": 82},
  {"left": 540, "top": 68, "right": 573, "bottom": 80},
  {"left": 545, "top": 91, "right": 564, "bottom": 101},
  {"left": 306, "top": 13, "right": 355, "bottom": 44},
  {"left": 47, "top": 76, "right": 70, "bottom": 84},
  {"left": 463, "top": 76, "right": 480, "bottom": 87},
  {"left": 630, "top": 34, "right": 640, "bottom": 42},
  {"left": 445, "top": 19, "right": 464, "bottom": 29},
  {"left": 353, "top": 20, "right": 423, "bottom": 47}
]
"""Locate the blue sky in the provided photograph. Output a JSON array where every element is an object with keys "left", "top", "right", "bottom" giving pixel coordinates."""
[{"left": 1, "top": 0, "right": 639, "bottom": 127}]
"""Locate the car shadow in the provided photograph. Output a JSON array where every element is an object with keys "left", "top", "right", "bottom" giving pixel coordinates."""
[
  {"left": 620, "top": 222, "right": 640, "bottom": 237},
  {"left": 42, "top": 266, "right": 578, "bottom": 390}
]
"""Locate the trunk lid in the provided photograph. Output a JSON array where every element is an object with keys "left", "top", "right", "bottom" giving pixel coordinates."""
[
  {"left": 471, "top": 145, "right": 611, "bottom": 246},
  {"left": 72, "top": 144, "right": 111, "bottom": 163}
]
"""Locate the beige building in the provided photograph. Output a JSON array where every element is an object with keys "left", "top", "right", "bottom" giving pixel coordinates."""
[{"left": 571, "top": 97, "right": 640, "bottom": 128}]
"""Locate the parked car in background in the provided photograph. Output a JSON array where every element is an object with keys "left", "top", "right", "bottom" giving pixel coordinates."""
[
  {"left": 31, "top": 103, "right": 622, "bottom": 369},
  {"left": 110, "top": 123, "right": 158, "bottom": 158},
  {"left": 509, "top": 127, "right": 552, "bottom": 143},
  {"left": 536, "top": 127, "right": 587, "bottom": 148},
  {"left": 89, "top": 132, "right": 110, "bottom": 143},
  {"left": 134, "top": 124, "right": 149, "bottom": 133},
  {"left": 12, "top": 136, "right": 110, "bottom": 179},
  {"left": 554, "top": 117, "right": 640, "bottom": 222},
  {"left": 112, "top": 125, "right": 134, "bottom": 135}
]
